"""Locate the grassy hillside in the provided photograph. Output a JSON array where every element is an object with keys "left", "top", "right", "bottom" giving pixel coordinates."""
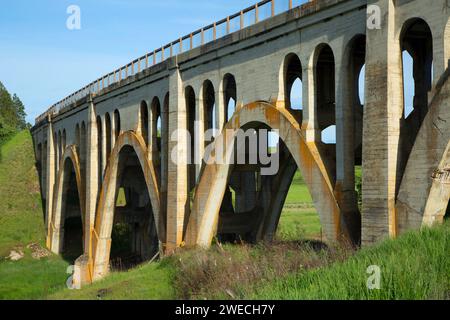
[{"left": 0, "top": 131, "right": 69, "bottom": 299}]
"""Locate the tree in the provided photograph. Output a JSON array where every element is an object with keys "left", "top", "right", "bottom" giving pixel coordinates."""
[
  {"left": 0, "top": 81, "right": 28, "bottom": 145},
  {"left": 12, "top": 94, "right": 26, "bottom": 130},
  {"left": 0, "top": 82, "right": 17, "bottom": 129}
]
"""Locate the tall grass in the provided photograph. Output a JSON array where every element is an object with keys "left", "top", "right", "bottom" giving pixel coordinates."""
[
  {"left": 171, "top": 241, "right": 353, "bottom": 299},
  {"left": 247, "top": 222, "right": 449, "bottom": 300}
]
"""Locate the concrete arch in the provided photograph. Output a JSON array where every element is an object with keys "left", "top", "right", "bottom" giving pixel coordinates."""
[
  {"left": 396, "top": 66, "right": 450, "bottom": 233},
  {"left": 91, "top": 131, "right": 162, "bottom": 280},
  {"left": 185, "top": 101, "right": 347, "bottom": 247},
  {"left": 48, "top": 145, "right": 85, "bottom": 254}
]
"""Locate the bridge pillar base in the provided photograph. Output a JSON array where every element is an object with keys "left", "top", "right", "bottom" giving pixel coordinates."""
[{"left": 72, "top": 254, "right": 92, "bottom": 289}]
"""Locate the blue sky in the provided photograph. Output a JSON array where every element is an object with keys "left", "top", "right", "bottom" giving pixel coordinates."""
[
  {"left": 0, "top": 0, "right": 412, "bottom": 129},
  {"left": 0, "top": 0, "right": 262, "bottom": 123}
]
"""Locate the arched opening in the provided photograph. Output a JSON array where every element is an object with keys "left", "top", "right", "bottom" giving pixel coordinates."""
[
  {"left": 358, "top": 65, "right": 365, "bottom": 106},
  {"left": 60, "top": 158, "right": 83, "bottom": 262},
  {"left": 140, "top": 101, "right": 149, "bottom": 146},
  {"left": 185, "top": 86, "right": 196, "bottom": 192},
  {"left": 97, "top": 116, "right": 103, "bottom": 186},
  {"left": 348, "top": 35, "right": 366, "bottom": 212},
  {"left": 109, "top": 145, "right": 159, "bottom": 270},
  {"left": 189, "top": 102, "right": 347, "bottom": 248},
  {"left": 214, "top": 122, "right": 320, "bottom": 244},
  {"left": 114, "top": 109, "right": 121, "bottom": 140},
  {"left": 223, "top": 73, "right": 237, "bottom": 122},
  {"left": 399, "top": 18, "right": 433, "bottom": 191},
  {"left": 203, "top": 80, "right": 216, "bottom": 145},
  {"left": 105, "top": 113, "right": 112, "bottom": 157},
  {"left": 315, "top": 44, "right": 336, "bottom": 183},
  {"left": 160, "top": 93, "right": 169, "bottom": 222},
  {"left": 151, "top": 97, "right": 162, "bottom": 177},
  {"left": 283, "top": 53, "right": 303, "bottom": 112}
]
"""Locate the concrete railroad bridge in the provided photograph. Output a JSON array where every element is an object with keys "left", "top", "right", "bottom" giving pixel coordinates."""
[{"left": 31, "top": 0, "right": 450, "bottom": 286}]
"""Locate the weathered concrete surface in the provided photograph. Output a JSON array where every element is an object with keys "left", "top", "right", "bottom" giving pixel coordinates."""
[
  {"left": 185, "top": 102, "right": 347, "bottom": 247},
  {"left": 396, "top": 65, "right": 450, "bottom": 232},
  {"left": 29, "top": 0, "right": 450, "bottom": 286}
]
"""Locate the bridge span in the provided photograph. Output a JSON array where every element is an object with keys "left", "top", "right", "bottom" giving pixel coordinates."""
[{"left": 31, "top": 0, "right": 450, "bottom": 286}]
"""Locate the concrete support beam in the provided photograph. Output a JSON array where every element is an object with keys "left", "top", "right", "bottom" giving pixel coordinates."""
[
  {"left": 85, "top": 98, "right": 99, "bottom": 252},
  {"left": 215, "top": 89, "right": 226, "bottom": 132},
  {"left": 195, "top": 90, "right": 205, "bottom": 181},
  {"left": 166, "top": 67, "right": 188, "bottom": 252},
  {"left": 110, "top": 116, "right": 116, "bottom": 155},
  {"left": 101, "top": 115, "right": 107, "bottom": 178},
  {"left": 45, "top": 119, "right": 56, "bottom": 248},
  {"left": 335, "top": 57, "right": 360, "bottom": 243},
  {"left": 362, "top": 0, "right": 402, "bottom": 245},
  {"left": 302, "top": 64, "right": 320, "bottom": 142}
]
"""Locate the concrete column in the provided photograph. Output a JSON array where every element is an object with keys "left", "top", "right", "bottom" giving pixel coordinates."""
[
  {"left": 195, "top": 89, "right": 205, "bottom": 181},
  {"left": 45, "top": 119, "right": 56, "bottom": 248},
  {"left": 149, "top": 104, "right": 156, "bottom": 162},
  {"left": 302, "top": 64, "right": 320, "bottom": 142},
  {"left": 55, "top": 132, "right": 60, "bottom": 174},
  {"left": 85, "top": 98, "right": 99, "bottom": 252},
  {"left": 166, "top": 67, "right": 188, "bottom": 252},
  {"left": 110, "top": 116, "right": 116, "bottom": 153},
  {"left": 215, "top": 89, "right": 225, "bottom": 132},
  {"left": 335, "top": 56, "right": 360, "bottom": 242},
  {"left": 362, "top": 0, "right": 402, "bottom": 245},
  {"left": 40, "top": 138, "right": 46, "bottom": 197},
  {"left": 160, "top": 98, "right": 169, "bottom": 243},
  {"left": 101, "top": 115, "right": 107, "bottom": 178}
]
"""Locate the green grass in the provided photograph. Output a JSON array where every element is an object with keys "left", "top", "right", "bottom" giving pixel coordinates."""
[
  {"left": 49, "top": 261, "right": 175, "bottom": 300},
  {"left": 246, "top": 221, "right": 450, "bottom": 300},
  {"left": 0, "top": 255, "right": 69, "bottom": 299},
  {"left": 277, "top": 171, "right": 321, "bottom": 240},
  {"left": 277, "top": 209, "right": 322, "bottom": 241},
  {"left": 0, "top": 131, "right": 69, "bottom": 299}
]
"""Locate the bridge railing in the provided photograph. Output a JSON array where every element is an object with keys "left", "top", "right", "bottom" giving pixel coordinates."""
[{"left": 35, "top": 0, "right": 309, "bottom": 124}]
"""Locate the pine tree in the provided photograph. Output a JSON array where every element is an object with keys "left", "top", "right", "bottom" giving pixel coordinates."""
[
  {"left": 0, "top": 81, "right": 27, "bottom": 144},
  {"left": 0, "top": 82, "right": 16, "bottom": 135},
  {"left": 12, "top": 94, "right": 26, "bottom": 130}
]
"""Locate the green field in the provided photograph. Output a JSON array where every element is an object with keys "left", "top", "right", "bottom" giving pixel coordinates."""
[{"left": 0, "top": 131, "right": 448, "bottom": 300}]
